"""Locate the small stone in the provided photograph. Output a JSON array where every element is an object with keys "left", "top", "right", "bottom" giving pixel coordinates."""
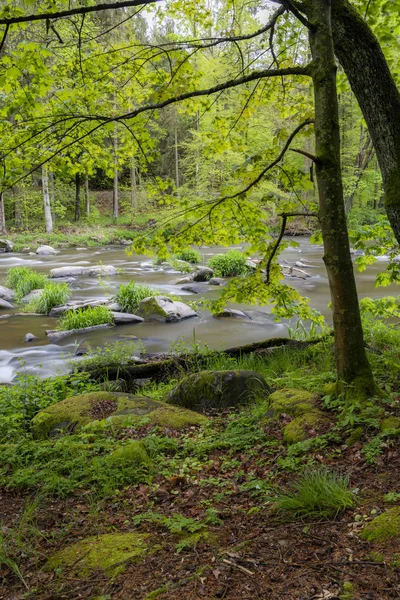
[
  {"left": 25, "top": 333, "right": 38, "bottom": 343},
  {"left": 36, "top": 245, "right": 59, "bottom": 255},
  {"left": 208, "top": 278, "right": 225, "bottom": 286},
  {"left": 111, "top": 312, "right": 144, "bottom": 324},
  {"left": 193, "top": 267, "right": 213, "bottom": 282},
  {"left": 0, "top": 298, "right": 14, "bottom": 309},
  {"left": 0, "top": 239, "right": 14, "bottom": 252}
]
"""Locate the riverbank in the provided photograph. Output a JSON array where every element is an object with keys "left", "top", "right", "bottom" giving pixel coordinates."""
[{"left": 1, "top": 323, "right": 400, "bottom": 599}]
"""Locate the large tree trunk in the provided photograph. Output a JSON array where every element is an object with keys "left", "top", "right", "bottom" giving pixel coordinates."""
[
  {"left": 307, "top": 0, "right": 378, "bottom": 399},
  {"left": 331, "top": 0, "right": 400, "bottom": 243},
  {"left": 42, "top": 166, "right": 53, "bottom": 234}
]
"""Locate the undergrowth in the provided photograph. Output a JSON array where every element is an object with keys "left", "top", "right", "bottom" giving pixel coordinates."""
[
  {"left": 5, "top": 266, "right": 48, "bottom": 301},
  {"left": 25, "top": 282, "right": 71, "bottom": 314},
  {"left": 57, "top": 305, "right": 113, "bottom": 330},
  {"left": 208, "top": 249, "right": 251, "bottom": 277}
]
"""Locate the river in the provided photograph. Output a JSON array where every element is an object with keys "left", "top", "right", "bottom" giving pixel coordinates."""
[{"left": 0, "top": 239, "right": 397, "bottom": 382}]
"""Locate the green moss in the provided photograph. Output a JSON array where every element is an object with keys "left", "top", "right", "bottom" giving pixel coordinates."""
[
  {"left": 381, "top": 417, "right": 400, "bottom": 432},
  {"left": 282, "top": 410, "right": 325, "bottom": 444},
  {"left": 366, "top": 551, "right": 384, "bottom": 563},
  {"left": 45, "top": 533, "right": 149, "bottom": 577},
  {"left": 138, "top": 296, "right": 169, "bottom": 320},
  {"left": 339, "top": 581, "right": 355, "bottom": 600},
  {"left": 107, "top": 441, "right": 152, "bottom": 468},
  {"left": 176, "top": 530, "right": 217, "bottom": 552},
  {"left": 391, "top": 553, "right": 400, "bottom": 567},
  {"left": 268, "top": 388, "right": 319, "bottom": 417},
  {"left": 361, "top": 507, "right": 400, "bottom": 542},
  {"left": 32, "top": 392, "right": 206, "bottom": 438},
  {"left": 345, "top": 426, "right": 364, "bottom": 446}
]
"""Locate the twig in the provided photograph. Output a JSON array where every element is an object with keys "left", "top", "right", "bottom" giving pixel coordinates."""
[
  {"left": 223, "top": 558, "right": 255, "bottom": 576},
  {"left": 290, "top": 148, "right": 319, "bottom": 162}
]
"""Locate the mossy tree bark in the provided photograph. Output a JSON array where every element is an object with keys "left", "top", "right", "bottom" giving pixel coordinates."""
[
  {"left": 305, "top": 0, "right": 378, "bottom": 400},
  {"left": 331, "top": 0, "right": 400, "bottom": 243}
]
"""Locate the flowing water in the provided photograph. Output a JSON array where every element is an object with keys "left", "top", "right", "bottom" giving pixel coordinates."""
[{"left": 0, "top": 240, "right": 397, "bottom": 382}]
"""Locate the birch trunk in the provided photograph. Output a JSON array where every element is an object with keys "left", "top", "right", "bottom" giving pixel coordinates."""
[
  {"left": 50, "top": 171, "right": 56, "bottom": 225},
  {"left": 130, "top": 156, "right": 137, "bottom": 223},
  {"left": 0, "top": 192, "right": 6, "bottom": 235},
  {"left": 42, "top": 166, "right": 53, "bottom": 234},
  {"left": 85, "top": 173, "right": 90, "bottom": 217}
]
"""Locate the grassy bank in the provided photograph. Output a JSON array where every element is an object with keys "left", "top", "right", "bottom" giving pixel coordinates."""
[{"left": 1, "top": 317, "right": 400, "bottom": 598}]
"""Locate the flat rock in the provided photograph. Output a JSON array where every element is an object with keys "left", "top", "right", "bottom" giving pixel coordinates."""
[
  {"left": 0, "top": 239, "right": 14, "bottom": 252},
  {"left": 49, "top": 298, "right": 110, "bottom": 317},
  {"left": 0, "top": 299, "right": 13, "bottom": 310},
  {"left": 180, "top": 284, "right": 210, "bottom": 294},
  {"left": 36, "top": 245, "right": 59, "bottom": 255},
  {"left": 106, "top": 301, "right": 121, "bottom": 311},
  {"left": 50, "top": 265, "right": 117, "bottom": 278},
  {"left": 214, "top": 308, "right": 251, "bottom": 319},
  {"left": 21, "top": 289, "right": 44, "bottom": 304},
  {"left": 0, "top": 285, "right": 15, "bottom": 301},
  {"left": 138, "top": 296, "right": 197, "bottom": 323},
  {"left": 167, "top": 370, "right": 270, "bottom": 412},
  {"left": 46, "top": 323, "right": 114, "bottom": 343},
  {"left": 111, "top": 311, "right": 144, "bottom": 324},
  {"left": 174, "top": 276, "right": 193, "bottom": 285},
  {"left": 208, "top": 277, "right": 225, "bottom": 286},
  {"left": 192, "top": 266, "right": 213, "bottom": 282}
]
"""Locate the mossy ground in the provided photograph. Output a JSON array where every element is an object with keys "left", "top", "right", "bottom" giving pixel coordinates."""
[{"left": 2, "top": 331, "right": 400, "bottom": 598}]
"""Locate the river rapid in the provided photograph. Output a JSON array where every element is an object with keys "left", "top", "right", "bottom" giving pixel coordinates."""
[{"left": 0, "top": 239, "right": 397, "bottom": 383}]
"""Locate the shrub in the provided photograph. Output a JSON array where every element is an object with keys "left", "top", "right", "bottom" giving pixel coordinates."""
[
  {"left": 175, "top": 248, "right": 201, "bottom": 264},
  {"left": 115, "top": 281, "right": 161, "bottom": 313},
  {"left": 5, "top": 266, "right": 48, "bottom": 300},
  {"left": 25, "top": 282, "right": 71, "bottom": 315},
  {"left": 57, "top": 306, "right": 113, "bottom": 331},
  {"left": 271, "top": 468, "right": 355, "bottom": 519},
  {"left": 208, "top": 250, "right": 250, "bottom": 277}
]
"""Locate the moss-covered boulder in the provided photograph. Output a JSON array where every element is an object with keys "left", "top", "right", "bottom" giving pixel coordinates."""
[
  {"left": 138, "top": 296, "right": 197, "bottom": 322},
  {"left": 381, "top": 416, "right": 400, "bottom": 433},
  {"left": 361, "top": 507, "right": 400, "bottom": 542},
  {"left": 45, "top": 533, "right": 149, "bottom": 577},
  {"left": 106, "top": 441, "right": 152, "bottom": 468},
  {"left": 166, "top": 370, "right": 270, "bottom": 412},
  {"left": 267, "top": 388, "right": 327, "bottom": 444},
  {"left": 32, "top": 392, "right": 207, "bottom": 438}
]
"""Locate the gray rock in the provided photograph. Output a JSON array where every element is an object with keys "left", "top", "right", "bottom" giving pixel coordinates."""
[
  {"left": 25, "top": 333, "right": 38, "bottom": 342},
  {"left": 0, "top": 299, "right": 13, "bottom": 310},
  {"left": 0, "top": 314, "right": 11, "bottom": 319},
  {"left": 181, "top": 284, "right": 210, "bottom": 294},
  {"left": 245, "top": 258, "right": 258, "bottom": 270},
  {"left": 74, "top": 342, "right": 91, "bottom": 356},
  {"left": 0, "top": 285, "right": 15, "bottom": 301},
  {"left": 50, "top": 265, "right": 117, "bottom": 278},
  {"left": 46, "top": 323, "right": 114, "bottom": 343},
  {"left": 21, "top": 289, "right": 44, "bottom": 304},
  {"left": 192, "top": 267, "right": 213, "bottom": 282},
  {"left": 167, "top": 370, "right": 270, "bottom": 412},
  {"left": 208, "top": 278, "right": 225, "bottom": 286},
  {"left": 111, "top": 312, "right": 144, "bottom": 325},
  {"left": 138, "top": 296, "right": 197, "bottom": 323},
  {"left": 49, "top": 298, "right": 110, "bottom": 317},
  {"left": 36, "top": 245, "right": 59, "bottom": 256},
  {"left": 106, "top": 302, "right": 121, "bottom": 311},
  {"left": 0, "top": 239, "right": 14, "bottom": 252},
  {"left": 174, "top": 276, "right": 193, "bottom": 285},
  {"left": 215, "top": 308, "right": 251, "bottom": 319}
]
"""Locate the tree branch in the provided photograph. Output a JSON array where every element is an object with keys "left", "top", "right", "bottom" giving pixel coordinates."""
[
  {"left": 0, "top": 0, "right": 163, "bottom": 25},
  {"left": 290, "top": 148, "right": 319, "bottom": 162}
]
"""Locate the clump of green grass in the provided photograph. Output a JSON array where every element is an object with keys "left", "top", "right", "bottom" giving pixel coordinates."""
[
  {"left": 271, "top": 468, "right": 355, "bottom": 519},
  {"left": 5, "top": 266, "right": 48, "bottom": 300},
  {"left": 75, "top": 340, "right": 144, "bottom": 370},
  {"left": 208, "top": 250, "right": 251, "bottom": 277},
  {"left": 115, "top": 281, "right": 161, "bottom": 313},
  {"left": 175, "top": 248, "right": 201, "bottom": 264},
  {"left": 25, "top": 282, "right": 71, "bottom": 315},
  {"left": 57, "top": 306, "right": 113, "bottom": 331}
]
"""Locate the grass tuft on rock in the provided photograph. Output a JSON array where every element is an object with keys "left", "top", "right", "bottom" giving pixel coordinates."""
[
  {"left": 271, "top": 468, "right": 355, "bottom": 519},
  {"left": 208, "top": 249, "right": 251, "bottom": 277},
  {"left": 25, "top": 282, "right": 71, "bottom": 314},
  {"left": 5, "top": 266, "right": 48, "bottom": 301},
  {"left": 115, "top": 281, "right": 161, "bottom": 313},
  {"left": 175, "top": 248, "right": 201, "bottom": 264},
  {"left": 57, "top": 305, "right": 113, "bottom": 330}
]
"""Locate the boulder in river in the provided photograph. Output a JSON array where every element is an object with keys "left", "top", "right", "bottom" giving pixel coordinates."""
[
  {"left": 0, "top": 239, "right": 13, "bottom": 252},
  {"left": 0, "top": 285, "right": 15, "bottom": 301},
  {"left": 50, "top": 265, "right": 117, "bottom": 278},
  {"left": 166, "top": 370, "right": 270, "bottom": 413},
  {"left": 214, "top": 308, "right": 251, "bottom": 319},
  {"left": 21, "top": 289, "right": 44, "bottom": 304},
  {"left": 111, "top": 311, "right": 144, "bottom": 325},
  {"left": 0, "top": 298, "right": 13, "bottom": 310},
  {"left": 36, "top": 245, "right": 59, "bottom": 255},
  {"left": 208, "top": 277, "right": 225, "bottom": 286},
  {"left": 32, "top": 391, "right": 207, "bottom": 438},
  {"left": 181, "top": 284, "right": 210, "bottom": 294},
  {"left": 25, "top": 333, "right": 38, "bottom": 343},
  {"left": 174, "top": 276, "right": 193, "bottom": 285},
  {"left": 46, "top": 323, "right": 114, "bottom": 343},
  {"left": 138, "top": 296, "right": 197, "bottom": 323},
  {"left": 192, "top": 266, "right": 213, "bottom": 282},
  {"left": 49, "top": 298, "right": 111, "bottom": 317}
]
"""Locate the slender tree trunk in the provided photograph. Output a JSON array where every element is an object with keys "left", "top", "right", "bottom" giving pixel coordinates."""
[
  {"left": 85, "top": 172, "right": 90, "bottom": 217},
  {"left": 42, "top": 166, "right": 53, "bottom": 234},
  {"left": 0, "top": 192, "right": 6, "bottom": 235},
  {"left": 131, "top": 156, "right": 137, "bottom": 223},
  {"left": 75, "top": 172, "right": 81, "bottom": 222},
  {"left": 331, "top": 0, "right": 400, "bottom": 243},
  {"left": 50, "top": 171, "right": 56, "bottom": 225},
  {"left": 307, "top": 0, "right": 377, "bottom": 399},
  {"left": 13, "top": 187, "right": 22, "bottom": 229},
  {"left": 113, "top": 119, "right": 119, "bottom": 219},
  {"left": 174, "top": 119, "right": 180, "bottom": 190}
]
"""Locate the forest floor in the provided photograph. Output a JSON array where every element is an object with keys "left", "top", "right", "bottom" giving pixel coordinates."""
[{"left": 1, "top": 329, "right": 400, "bottom": 600}]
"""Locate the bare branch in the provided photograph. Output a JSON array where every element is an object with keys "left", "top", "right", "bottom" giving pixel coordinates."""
[
  {"left": 290, "top": 148, "right": 319, "bottom": 162},
  {"left": 0, "top": 24, "right": 9, "bottom": 54}
]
